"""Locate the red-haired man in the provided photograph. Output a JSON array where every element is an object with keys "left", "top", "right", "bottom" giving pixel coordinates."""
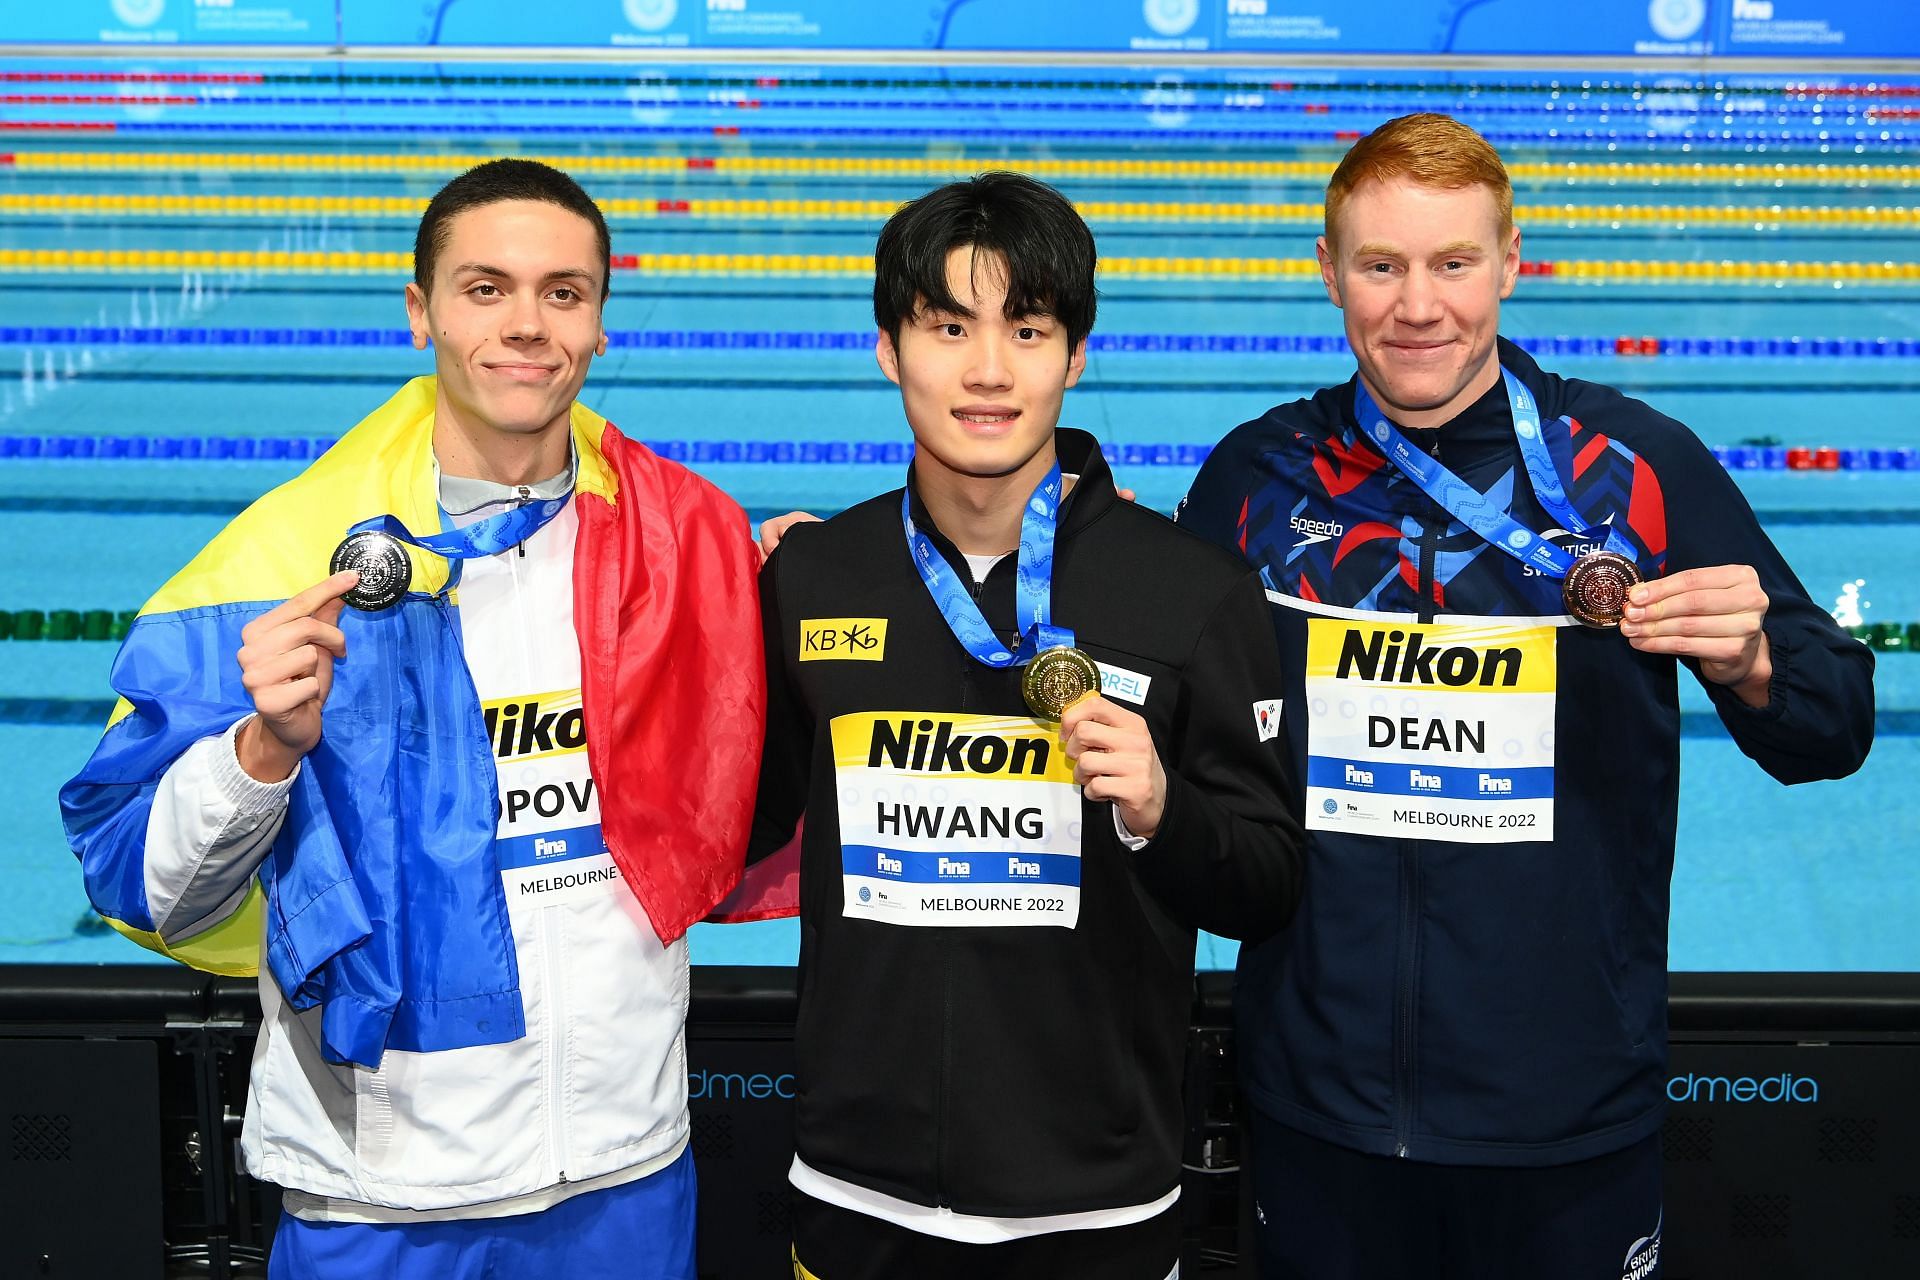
[{"left": 1177, "top": 112, "right": 1874, "bottom": 1279}]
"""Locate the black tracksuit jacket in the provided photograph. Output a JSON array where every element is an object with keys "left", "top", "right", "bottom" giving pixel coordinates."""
[{"left": 750, "top": 428, "right": 1305, "bottom": 1217}]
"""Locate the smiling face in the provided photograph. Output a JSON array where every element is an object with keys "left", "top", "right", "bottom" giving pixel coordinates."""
[
  {"left": 404, "top": 198, "right": 608, "bottom": 475},
  {"left": 878, "top": 245, "right": 1087, "bottom": 496},
  {"left": 1317, "top": 176, "right": 1520, "bottom": 430}
]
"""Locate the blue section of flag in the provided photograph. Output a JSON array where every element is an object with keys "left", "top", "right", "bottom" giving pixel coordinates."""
[
  {"left": 842, "top": 844, "right": 1080, "bottom": 887},
  {"left": 496, "top": 822, "right": 607, "bottom": 870},
  {"left": 1308, "top": 757, "right": 1555, "bottom": 801}
]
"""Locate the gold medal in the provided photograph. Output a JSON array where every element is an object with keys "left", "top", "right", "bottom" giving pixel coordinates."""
[
  {"left": 1022, "top": 646, "right": 1102, "bottom": 720},
  {"left": 1562, "top": 550, "right": 1642, "bottom": 629}
]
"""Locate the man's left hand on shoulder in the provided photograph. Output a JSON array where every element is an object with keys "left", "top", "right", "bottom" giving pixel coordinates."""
[
  {"left": 1620, "top": 564, "right": 1773, "bottom": 707},
  {"left": 1060, "top": 696, "right": 1167, "bottom": 840}
]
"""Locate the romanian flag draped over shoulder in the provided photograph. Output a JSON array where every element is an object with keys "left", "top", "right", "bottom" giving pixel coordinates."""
[{"left": 60, "top": 377, "right": 770, "bottom": 1066}]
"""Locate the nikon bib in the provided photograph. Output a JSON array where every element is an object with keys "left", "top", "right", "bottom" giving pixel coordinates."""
[
  {"left": 486, "top": 685, "right": 617, "bottom": 904},
  {"left": 1304, "top": 619, "right": 1556, "bottom": 843},
  {"left": 832, "top": 710, "right": 1085, "bottom": 927}
]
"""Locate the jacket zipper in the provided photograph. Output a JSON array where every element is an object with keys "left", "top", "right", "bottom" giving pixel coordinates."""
[
  {"left": 518, "top": 531, "right": 570, "bottom": 1184},
  {"left": 1397, "top": 458, "right": 1444, "bottom": 1156},
  {"left": 502, "top": 522, "right": 567, "bottom": 1183},
  {"left": 543, "top": 904, "right": 570, "bottom": 1182},
  {"left": 936, "top": 570, "right": 992, "bottom": 1205},
  {"left": 1414, "top": 435, "right": 1443, "bottom": 626},
  {"left": 1392, "top": 841, "right": 1420, "bottom": 1157}
]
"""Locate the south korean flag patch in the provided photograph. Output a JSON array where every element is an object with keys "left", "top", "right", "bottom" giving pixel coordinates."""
[{"left": 1253, "top": 699, "right": 1283, "bottom": 742}]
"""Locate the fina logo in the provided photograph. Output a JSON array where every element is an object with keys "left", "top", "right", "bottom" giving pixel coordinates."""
[
  {"left": 111, "top": 0, "right": 166, "bottom": 26},
  {"left": 624, "top": 0, "right": 678, "bottom": 32},
  {"left": 1648, "top": 0, "right": 1707, "bottom": 41},
  {"left": 1143, "top": 0, "right": 1200, "bottom": 37}
]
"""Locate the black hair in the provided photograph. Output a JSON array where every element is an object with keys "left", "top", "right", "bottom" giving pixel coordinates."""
[
  {"left": 413, "top": 158, "right": 611, "bottom": 299},
  {"left": 872, "top": 171, "right": 1096, "bottom": 351}
]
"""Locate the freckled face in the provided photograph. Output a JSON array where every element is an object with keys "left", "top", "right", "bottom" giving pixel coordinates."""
[{"left": 1318, "top": 177, "right": 1520, "bottom": 428}]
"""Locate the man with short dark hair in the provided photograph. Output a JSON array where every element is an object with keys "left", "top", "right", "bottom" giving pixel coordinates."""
[
  {"left": 750, "top": 171, "right": 1305, "bottom": 1280},
  {"left": 1176, "top": 113, "right": 1874, "bottom": 1279},
  {"left": 62, "top": 158, "right": 763, "bottom": 1278}
]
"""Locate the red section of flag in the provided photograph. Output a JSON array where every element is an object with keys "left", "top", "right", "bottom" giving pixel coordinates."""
[{"left": 575, "top": 424, "right": 770, "bottom": 940}]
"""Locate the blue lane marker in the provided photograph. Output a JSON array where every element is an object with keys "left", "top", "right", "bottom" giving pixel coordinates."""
[
  {"left": 3, "top": 432, "right": 1918, "bottom": 472},
  {"left": 29, "top": 121, "right": 1914, "bottom": 147},
  {"left": 4, "top": 327, "right": 1918, "bottom": 359}
]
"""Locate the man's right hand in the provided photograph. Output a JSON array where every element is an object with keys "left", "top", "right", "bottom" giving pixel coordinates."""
[
  {"left": 758, "top": 511, "right": 822, "bottom": 562},
  {"left": 234, "top": 570, "right": 358, "bottom": 782}
]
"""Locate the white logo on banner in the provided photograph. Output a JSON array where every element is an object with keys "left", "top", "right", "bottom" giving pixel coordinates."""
[
  {"left": 1648, "top": 0, "right": 1706, "bottom": 41},
  {"left": 1143, "top": 0, "right": 1200, "bottom": 37},
  {"left": 624, "top": 0, "right": 679, "bottom": 32},
  {"left": 111, "top": 0, "right": 166, "bottom": 27}
]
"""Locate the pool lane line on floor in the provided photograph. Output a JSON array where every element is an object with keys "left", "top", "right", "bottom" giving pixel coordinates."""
[
  {"left": 7, "top": 192, "right": 1917, "bottom": 229},
  {"left": 8, "top": 150, "right": 1920, "bottom": 187},
  {"left": 5, "top": 247, "right": 1920, "bottom": 283}
]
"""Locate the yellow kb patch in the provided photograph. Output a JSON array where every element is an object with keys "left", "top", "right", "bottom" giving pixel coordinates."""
[{"left": 799, "top": 617, "right": 888, "bottom": 662}]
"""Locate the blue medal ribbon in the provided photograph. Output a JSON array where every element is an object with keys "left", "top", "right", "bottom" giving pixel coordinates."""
[
  {"left": 345, "top": 488, "right": 572, "bottom": 601},
  {"left": 1354, "top": 366, "right": 1636, "bottom": 580},
  {"left": 902, "top": 463, "right": 1076, "bottom": 668},
  {"left": 348, "top": 490, "right": 571, "bottom": 561}
]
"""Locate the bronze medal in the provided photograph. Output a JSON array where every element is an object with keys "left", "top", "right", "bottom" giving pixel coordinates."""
[
  {"left": 330, "top": 530, "right": 412, "bottom": 611},
  {"left": 1022, "top": 646, "right": 1102, "bottom": 720},
  {"left": 1562, "top": 550, "right": 1642, "bottom": 629}
]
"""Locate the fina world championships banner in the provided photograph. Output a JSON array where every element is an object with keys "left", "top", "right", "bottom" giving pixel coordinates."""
[{"left": 15, "top": 0, "right": 1920, "bottom": 59}]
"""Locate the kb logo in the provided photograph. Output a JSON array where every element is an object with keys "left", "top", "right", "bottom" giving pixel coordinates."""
[{"left": 799, "top": 617, "right": 888, "bottom": 662}]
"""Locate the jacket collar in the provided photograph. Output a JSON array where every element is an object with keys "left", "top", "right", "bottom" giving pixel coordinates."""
[
  {"left": 1343, "top": 336, "right": 1554, "bottom": 453},
  {"left": 903, "top": 427, "right": 1116, "bottom": 575}
]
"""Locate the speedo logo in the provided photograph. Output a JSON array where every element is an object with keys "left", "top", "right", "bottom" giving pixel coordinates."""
[
  {"left": 867, "top": 718, "right": 1053, "bottom": 777},
  {"left": 481, "top": 692, "right": 587, "bottom": 762},
  {"left": 1290, "top": 514, "right": 1345, "bottom": 547},
  {"left": 1667, "top": 1072, "right": 1819, "bottom": 1103},
  {"left": 1335, "top": 629, "right": 1523, "bottom": 687}
]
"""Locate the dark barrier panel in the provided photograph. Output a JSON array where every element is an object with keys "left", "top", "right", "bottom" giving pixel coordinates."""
[
  {"left": 2, "top": 1038, "right": 164, "bottom": 1279},
  {"left": 2, "top": 967, "right": 1916, "bottom": 1278},
  {"left": 686, "top": 967, "right": 802, "bottom": 1277},
  {"left": 1662, "top": 974, "right": 1920, "bottom": 1279},
  {"left": 0, "top": 965, "right": 272, "bottom": 1277}
]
